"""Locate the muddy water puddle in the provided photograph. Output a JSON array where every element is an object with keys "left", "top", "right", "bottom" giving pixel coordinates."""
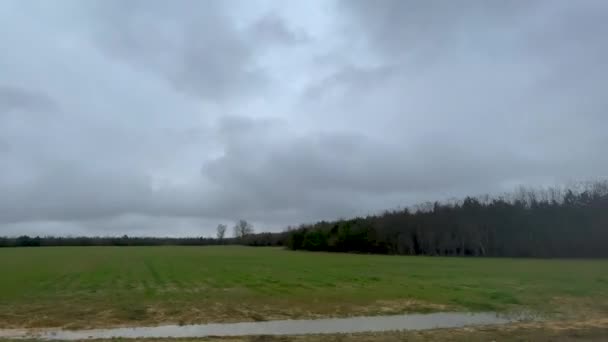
[{"left": 1, "top": 312, "right": 536, "bottom": 340}]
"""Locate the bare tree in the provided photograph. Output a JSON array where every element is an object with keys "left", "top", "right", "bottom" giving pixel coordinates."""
[
  {"left": 216, "top": 224, "right": 227, "bottom": 241},
  {"left": 233, "top": 219, "right": 254, "bottom": 238}
]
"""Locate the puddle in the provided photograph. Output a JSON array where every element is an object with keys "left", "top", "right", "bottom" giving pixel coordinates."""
[{"left": 2, "top": 312, "right": 534, "bottom": 340}]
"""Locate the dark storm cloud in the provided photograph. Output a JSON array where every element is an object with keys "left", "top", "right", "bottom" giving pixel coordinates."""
[{"left": 0, "top": 0, "right": 607, "bottom": 236}]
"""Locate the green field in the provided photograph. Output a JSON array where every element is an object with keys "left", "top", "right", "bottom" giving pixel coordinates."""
[{"left": 1, "top": 246, "right": 607, "bottom": 329}]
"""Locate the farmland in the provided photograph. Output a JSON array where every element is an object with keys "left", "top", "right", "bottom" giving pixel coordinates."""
[{"left": 0, "top": 246, "right": 607, "bottom": 331}]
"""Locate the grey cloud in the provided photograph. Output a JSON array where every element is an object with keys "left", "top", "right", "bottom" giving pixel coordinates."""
[
  {"left": 249, "top": 13, "right": 310, "bottom": 45},
  {"left": 198, "top": 117, "right": 567, "bottom": 224},
  {"left": 2, "top": 112, "right": 602, "bottom": 232},
  {"left": 1, "top": 0, "right": 607, "bottom": 237},
  {"left": 304, "top": 64, "right": 397, "bottom": 100},
  {"left": 84, "top": 0, "right": 268, "bottom": 101},
  {"left": 0, "top": 161, "right": 151, "bottom": 223},
  {"left": 304, "top": 0, "right": 608, "bottom": 148},
  {"left": 339, "top": 0, "right": 608, "bottom": 76},
  {"left": 0, "top": 85, "right": 57, "bottom": 113},
  {"left": 339, "top": 0, "right": 542, "bottom": 61}
]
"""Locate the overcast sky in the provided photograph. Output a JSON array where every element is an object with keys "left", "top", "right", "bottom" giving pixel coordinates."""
[{"left": 1, "top": 0, "right": 607, "bottom": 237}]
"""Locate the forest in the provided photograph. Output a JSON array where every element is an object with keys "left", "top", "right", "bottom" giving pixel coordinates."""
[{"left": 286, "top": 181, "right": 608, "bottom": 257}]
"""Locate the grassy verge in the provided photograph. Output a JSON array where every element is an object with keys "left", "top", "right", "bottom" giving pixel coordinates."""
[{"left": 0, "top": 246, "right": 607, "bottom": 329}]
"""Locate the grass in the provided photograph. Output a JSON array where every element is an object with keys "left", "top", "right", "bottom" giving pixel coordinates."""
[{"left": 0, "top": 246, "right": 607, "bottom": 329}]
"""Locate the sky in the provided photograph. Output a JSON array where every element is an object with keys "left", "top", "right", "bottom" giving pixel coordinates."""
[{"left": 1, "top": 0, "right": 607, "bottom": 237}]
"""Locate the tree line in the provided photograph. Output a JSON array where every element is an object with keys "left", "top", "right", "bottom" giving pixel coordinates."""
[
  {"left": 0, "top": 219, "right": 284, "bottom": 248},
  {"left": 0, "top": 235, "right": 223, "bottom": 247},
  {"left": 2, "top": 182, "right": 607, "bottom": 258},
  {"left": 286, "top": 181, "right": 608, "bottom": 258}
]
